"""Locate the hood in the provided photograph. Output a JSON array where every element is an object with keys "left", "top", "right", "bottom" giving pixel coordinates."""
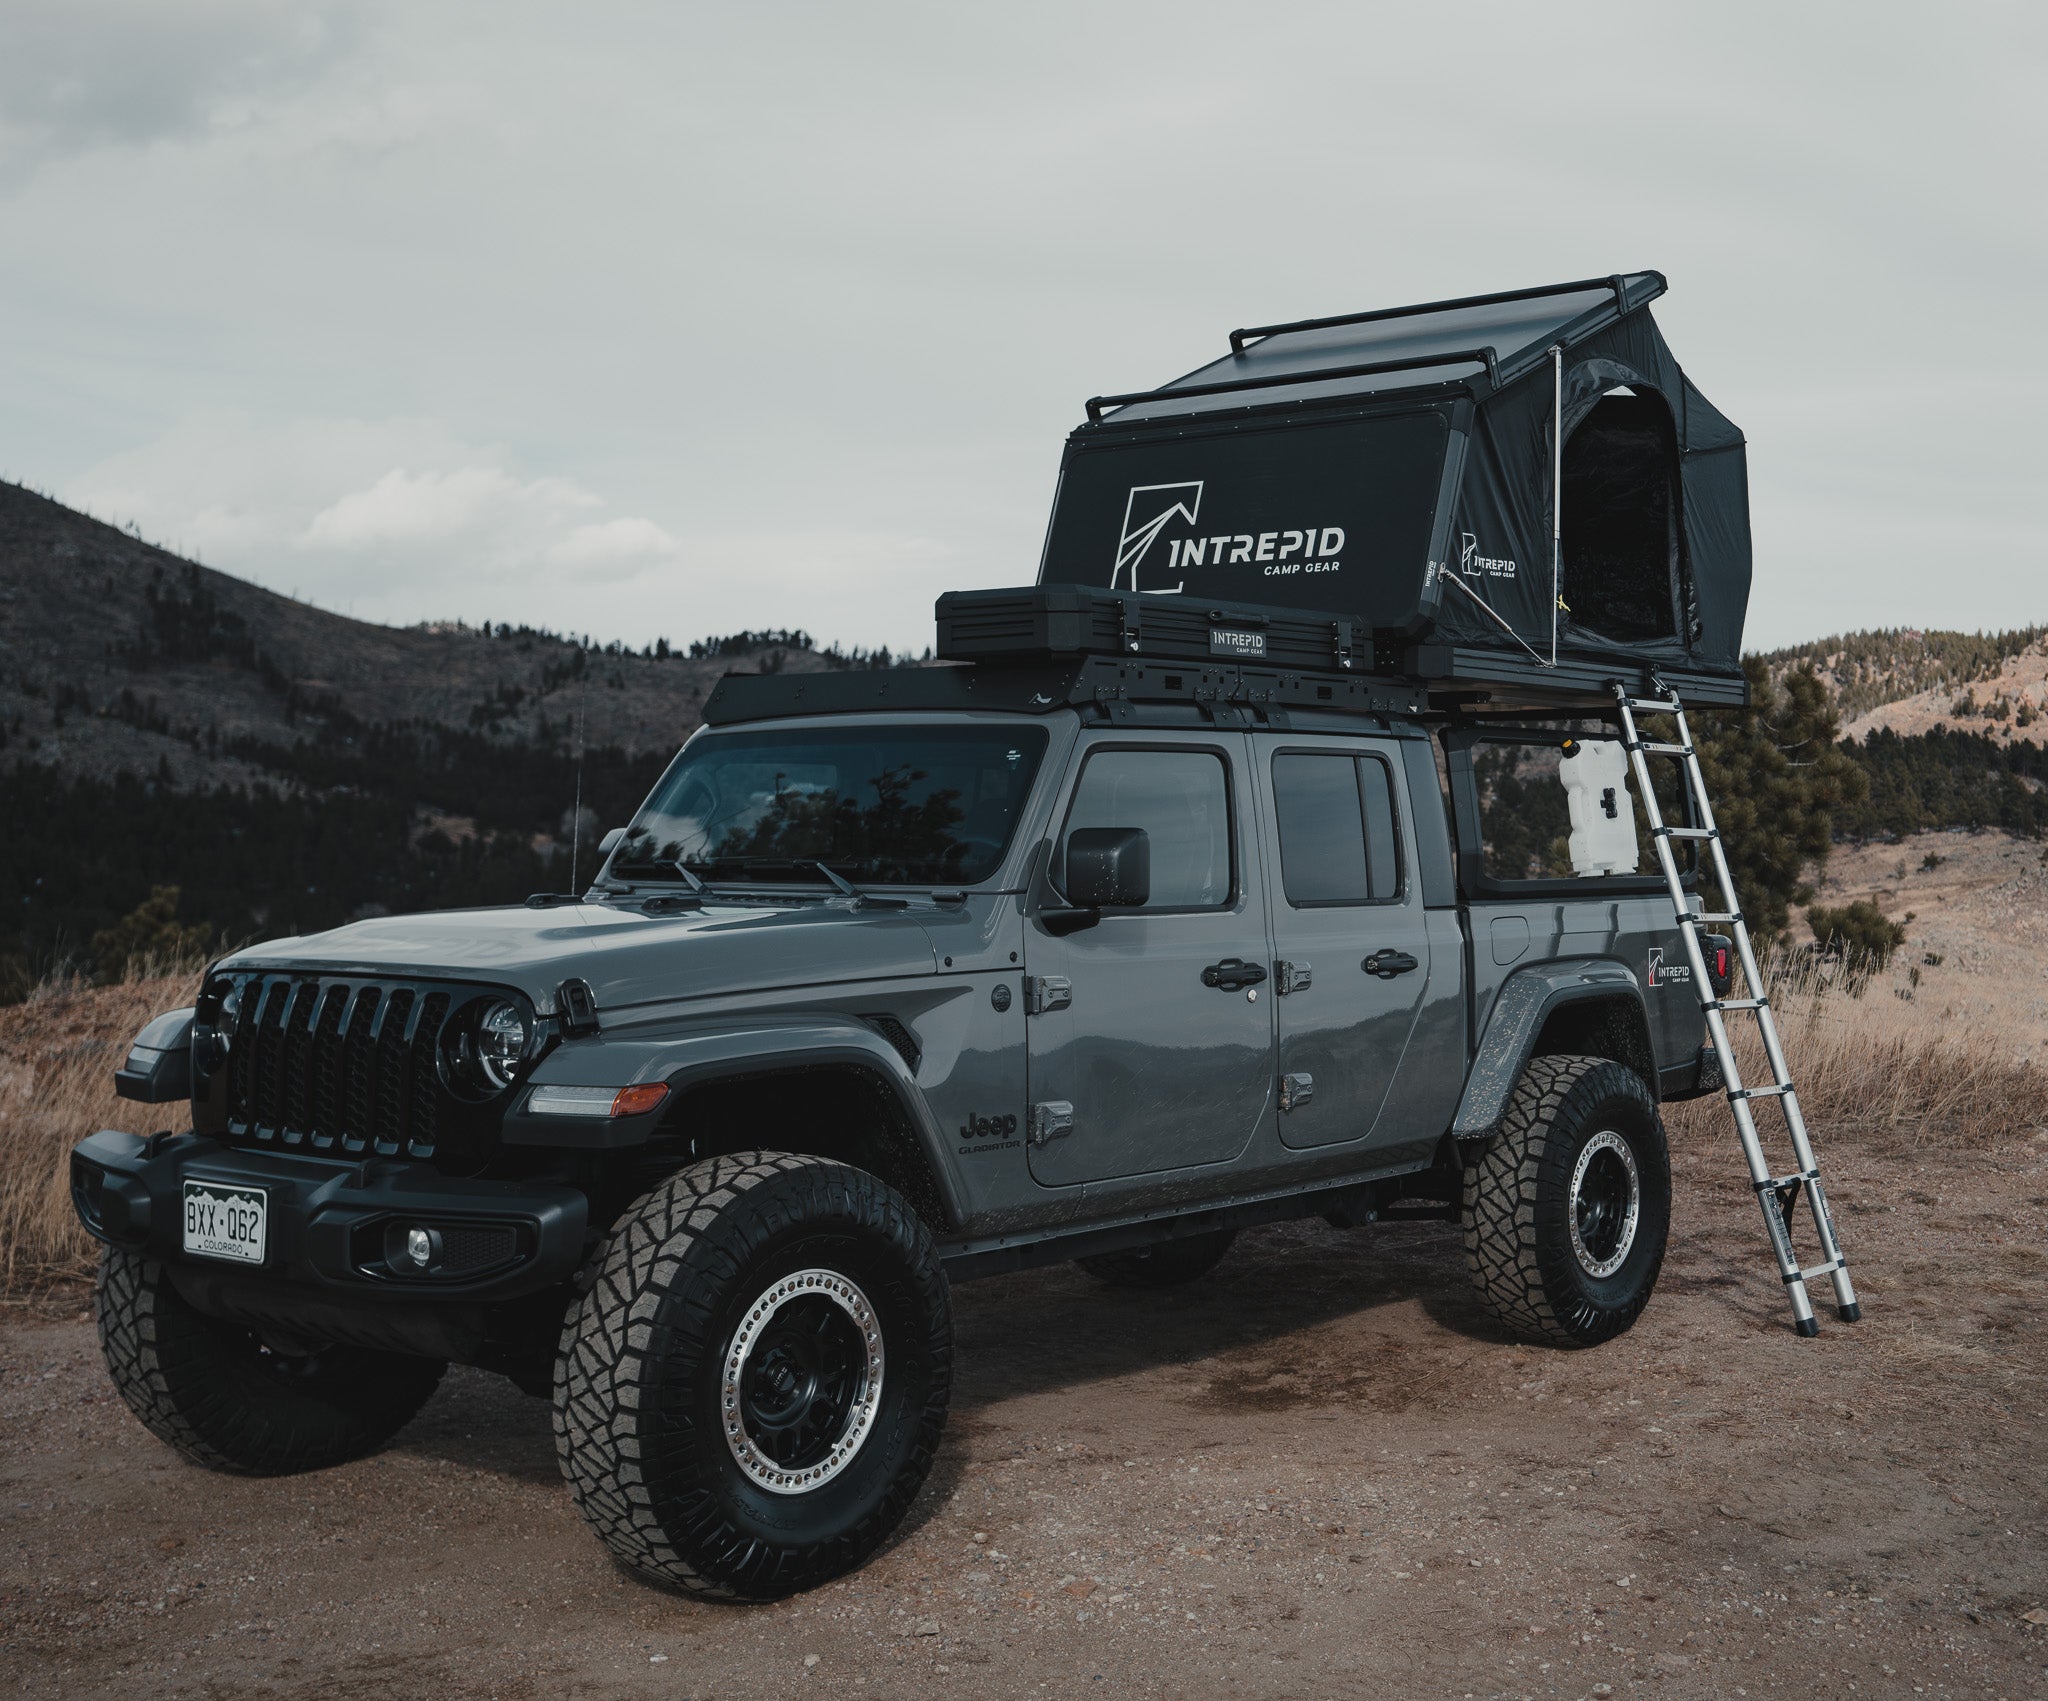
[{"left": 221, "top": 896, "right": 942, "bottom": 1013}]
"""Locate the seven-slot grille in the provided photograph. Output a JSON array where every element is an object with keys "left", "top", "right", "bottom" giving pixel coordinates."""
[{"left": 220, "top": 974, "right": 485, "bottom": 1164}]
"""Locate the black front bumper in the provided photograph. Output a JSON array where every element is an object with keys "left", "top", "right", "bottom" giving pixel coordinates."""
[{"left": 71, "top": 1129, "right": 588, "bottom": 1304}]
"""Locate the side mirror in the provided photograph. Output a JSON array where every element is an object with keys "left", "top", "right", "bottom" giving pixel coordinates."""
[
  {"left": 1065, "top": 827, "right": 1150, "bottom": 909},
  {"left": 598, "top": 827, "right": 625, "bottom": 858}
]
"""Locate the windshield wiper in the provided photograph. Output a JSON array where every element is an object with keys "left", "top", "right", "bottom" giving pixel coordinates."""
[
  {"left": 813, "top": 861, "right": 909, "bottom": 911},
  {"left": 611, "top": 856, "right": 711, "bottom": 891}
]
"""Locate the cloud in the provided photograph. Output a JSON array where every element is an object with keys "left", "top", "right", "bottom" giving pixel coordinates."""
[
  {"left": 0, "top": 0, "right": 365, "bottom": 170},
  {"left": 304, "top": 466, "right": 598, "bottom": 549},
  {"left": 58, "top": 408, "right": 964, "bottom": 649}
]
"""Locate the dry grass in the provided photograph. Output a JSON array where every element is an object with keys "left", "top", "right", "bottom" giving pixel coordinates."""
[
  {"left": 0, "top": 971, "right": 198, "bottom": 1293},
  {"left": 1664, "top": 947, "right": 2048, "bottom": 1149}
]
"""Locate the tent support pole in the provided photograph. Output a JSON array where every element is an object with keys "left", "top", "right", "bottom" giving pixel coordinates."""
[{"left": 1550, "top": 344, "right": 1562, "bottom": 668}]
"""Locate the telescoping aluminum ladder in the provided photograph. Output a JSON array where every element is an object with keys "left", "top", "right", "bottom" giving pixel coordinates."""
[{"left": 1612, "top": 679, "right": 1861, "bottom": 1337}]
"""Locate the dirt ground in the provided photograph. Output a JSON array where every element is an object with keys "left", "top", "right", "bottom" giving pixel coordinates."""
[
  {"left": 5, "top": 1117, "right": 2047, "bottom": 1701},
  {"left": 1809, "top": 830, "right": 2048, "bottom": 1054}
]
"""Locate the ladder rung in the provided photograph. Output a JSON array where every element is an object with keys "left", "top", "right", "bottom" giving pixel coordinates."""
[
  {"left": 1654, "top": 825, "right": 1717, "bottom": 841},
  {"left": 1783, "top": 1258, "right": 1846, "bottom": 1285},
  {"left": 1755, "top": 1170, "right": 1818, "bottom": 1192},
  {"left": 1689, "top": 911, "right": 1742, "bottom": 925},
  {"left": 1729, "top": 1083, "right": 1793, "bottom": 1100},
  {"left": 1624, "top": 697, "right": 1683, "bottom": 713},
  {"left": 1705, "top": 997, "right": 1767, "bottom": 1012},
  {"left": 1631, "top": 740, "right": 1694, "bottom": 757}
]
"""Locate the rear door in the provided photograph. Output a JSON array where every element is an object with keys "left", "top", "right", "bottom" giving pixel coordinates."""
[
  {"left": 1254, "top": 735, "right": 1435, "bottom": 1150},
  {"left": 1024, "top": 733, "right": 1274, "bottom": 1186}
]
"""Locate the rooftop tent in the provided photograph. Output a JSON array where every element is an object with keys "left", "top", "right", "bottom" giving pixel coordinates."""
[{"left": 1034, "top": 273, "right": 1751, "bottom": 702}]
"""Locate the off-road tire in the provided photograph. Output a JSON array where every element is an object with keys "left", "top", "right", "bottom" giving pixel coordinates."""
[
  {"left": 1462, "top": 1053, "right": 1671, "bottom": 1348},
  {"left": 1078, "top": 1228, "right": 1237, "bottom": 1289},
  {"left": 95, "top": 1246, "right": 447, "bottom": 1473},
  {"left": 553, "top": 1152, "right": 951, "bottom": 1601}
]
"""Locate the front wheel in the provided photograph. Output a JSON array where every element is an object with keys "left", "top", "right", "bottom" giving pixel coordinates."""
[
  {"left": 553, "top": 1152, "right": 951, "bottom": 1600},
  {"left": 95, "top": 1246, "right": 446, "bottom": 1473},
  {"left": 1462, "top": 1053, "right": 1671, "bottom": 1347}
]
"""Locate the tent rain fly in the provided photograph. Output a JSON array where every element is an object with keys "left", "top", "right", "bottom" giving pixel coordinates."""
[{"left": 1034, "top": 272, "right": 1751, "bottom": 703}]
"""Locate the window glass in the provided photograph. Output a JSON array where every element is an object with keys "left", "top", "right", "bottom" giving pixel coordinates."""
[
  {"left": 1066, "top": 749, "right": 1231, "bottom": 909},
  {"left": 613, "top": 725, "right": 1047, "bottom": 886},
  {"left": 1273, "top": 755, "right": 1369, "bottom": 905},
  {"left": 1471, "top": 731, "right": 1657, "bottom": 882},
  {"left": 1272, "top": 753, "right": 1402, "bottom": 905},
  {"left": 1360, "top": 757, "right": 1401, "bottom": 896}
]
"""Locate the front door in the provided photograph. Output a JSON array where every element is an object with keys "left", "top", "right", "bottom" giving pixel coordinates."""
[
  {"left": 1025, "top": 734, "right": 1274, "bottom": 1187},
  {"left": 1255, "top": 736, "right": 1435, "bottom": 1150}
]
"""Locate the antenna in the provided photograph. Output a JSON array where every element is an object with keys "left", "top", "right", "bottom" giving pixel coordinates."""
[{"left": 568, "top": 677, "right": 587, "bottom": 893}]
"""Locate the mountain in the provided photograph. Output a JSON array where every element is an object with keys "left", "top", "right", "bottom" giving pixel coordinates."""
[
  {"left": 1758, "top": 626, "right": 2047, "bottom": 746},
  {"left": 0, "top": 479, "right": 888, "bottom": 797},
  {"left": 0, "top": 481, "right": 917, "bottom": 982}
]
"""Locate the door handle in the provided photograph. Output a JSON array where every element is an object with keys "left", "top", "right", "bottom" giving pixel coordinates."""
[
  {"left": 1201, "top": 957, "right": 1269, "bottom": 991},
  {"left": 1362, "top": 949, "right": 1419, "bottom": 978}
]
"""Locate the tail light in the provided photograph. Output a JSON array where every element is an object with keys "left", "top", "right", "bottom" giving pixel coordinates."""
[{"left": 1705, "top": 937, "right": 1734, "bottom": 997}]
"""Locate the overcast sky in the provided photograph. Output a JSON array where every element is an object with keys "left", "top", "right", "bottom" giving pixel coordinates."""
[{"left": 1, "top": 1, "right": 2041, "bottom": 654}]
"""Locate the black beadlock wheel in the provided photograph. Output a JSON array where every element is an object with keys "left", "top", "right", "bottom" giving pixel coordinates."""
[
  {"left": 1462, "top": 1053, "right": 1672, "bottom": 1348},
  {"left": 1077, "top": 1228, "right": 1237, "bottom": 1289},
  {"left": 94, "top": 1246, "right": 447, "bottom": 1474},
  {"left": 552, "top": 1152, "right": 951, "bottom": 1601}
]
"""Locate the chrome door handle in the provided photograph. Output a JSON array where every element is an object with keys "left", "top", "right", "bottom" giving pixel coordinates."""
[{"left": 1362, "top": 949, "right": 1419, "bottom": 978}]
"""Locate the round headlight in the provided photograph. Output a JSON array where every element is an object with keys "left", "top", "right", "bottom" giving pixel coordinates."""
[
  {"left": 200, "top": 980, "right": 241, "bottom": 1070},
  {"left": 475, "top": 999, "right": 530, "bottom": 1092}
]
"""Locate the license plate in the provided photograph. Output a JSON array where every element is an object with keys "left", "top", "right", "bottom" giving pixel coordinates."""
[{"left": 181, "top": 1181, "right": 267, "bottom": 1265}]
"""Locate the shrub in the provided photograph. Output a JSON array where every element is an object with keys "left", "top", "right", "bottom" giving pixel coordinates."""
[
  {"left": 86, "top": 885, "right": 211, "bottom": 983},
  {"left": 1807, "top": 898, "right": 1910, "bottom": 967}
]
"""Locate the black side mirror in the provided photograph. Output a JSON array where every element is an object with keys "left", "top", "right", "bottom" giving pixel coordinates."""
[{"left": 1066, "top": 827, "right": 1150, "bottom": 909}]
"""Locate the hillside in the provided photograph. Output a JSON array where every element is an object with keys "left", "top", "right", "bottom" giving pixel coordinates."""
[
  {"left": 0, "top": 479, "right": 875, "bottom": 796},
  {"left": 0, "top": 482, "right": 918, "bottom": 977},
  {"left": 1758, "top": 625, "right": 2047, "bottom": 731}
]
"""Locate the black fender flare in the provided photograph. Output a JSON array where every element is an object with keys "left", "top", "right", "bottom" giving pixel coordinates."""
[
  {"left": 504, "top": 1012, "right": 966, "bottom": 1230},
  {"left": 1451, "top": 960, "right": 1654, "bottom": 1139}
]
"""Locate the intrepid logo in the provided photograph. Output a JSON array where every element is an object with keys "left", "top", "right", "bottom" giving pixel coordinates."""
[
  {"left": 1460, "top": 532, "right": 1518, "bottom": 579},
  {"left": 1113, "top": 482, "right": 1202, "bottom": 594},
  {"left": 1112, "top": 481, "right": 1346, "bottom": 592},
  {"left": 1647, "top": 948, "right": 1692, "bottom": 990}
]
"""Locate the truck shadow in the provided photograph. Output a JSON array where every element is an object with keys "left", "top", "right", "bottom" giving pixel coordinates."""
[
  {"left": 391, "top": 1217, "right": 1514, "bottom": 1490},
  {"left": 948, "top": 1216, "right": 1514, "bottom": 1416}
]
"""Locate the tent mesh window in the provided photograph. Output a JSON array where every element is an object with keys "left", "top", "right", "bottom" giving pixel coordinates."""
[{"left": 1560, "top": 391, "right": 1681, "bottom": 646}]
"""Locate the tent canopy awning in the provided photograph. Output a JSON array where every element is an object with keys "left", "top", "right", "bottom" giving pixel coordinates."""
[
  {"left": 1040, "top": 271, "right": 1750, "bottom": 688},
  {"left": 1090, "top": 273, "right": 1668, "bottom": 425}
]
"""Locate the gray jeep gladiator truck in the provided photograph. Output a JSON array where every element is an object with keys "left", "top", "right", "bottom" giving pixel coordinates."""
[{"left": 71, "top": 273, "right": 1764, "bottom": 1600}]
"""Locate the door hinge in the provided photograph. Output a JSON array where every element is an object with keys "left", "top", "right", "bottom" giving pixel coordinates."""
[
  {"left": 1024, "top": 975, "right": 1072, "bottom": 1016},
  {"left": 1275, "top": 960, "right": 1312, "bottom": 996},
  {"left": 1029, "top": 1100, "right": 1074, "bottom": 1146},
  {"left": 1279, "top": 1072, "right": 1315, "bottom": 1113}
]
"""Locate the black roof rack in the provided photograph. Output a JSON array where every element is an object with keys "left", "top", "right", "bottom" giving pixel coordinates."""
[{"left": 1225, "top": 273, "right": 1646, "bottom": 355}]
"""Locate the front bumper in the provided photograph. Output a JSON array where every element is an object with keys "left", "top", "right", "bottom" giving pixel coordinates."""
[{"left": 71, "top": 1130, "right": 588, "bottom": 1303}]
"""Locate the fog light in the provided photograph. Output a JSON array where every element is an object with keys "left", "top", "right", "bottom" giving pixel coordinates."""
[{"left": 383, "top": 1221, "right": 443, "bottom": 1273}]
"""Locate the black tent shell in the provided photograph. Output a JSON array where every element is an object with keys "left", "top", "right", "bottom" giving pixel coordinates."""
[{"left": 1035, "top": 273, "right": 1751, "bottom": 703}]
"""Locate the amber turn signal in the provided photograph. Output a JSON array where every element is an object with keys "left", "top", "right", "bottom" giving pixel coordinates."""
[{"left": 610, "top": 1083, "right": 671, "bottom": 1118}]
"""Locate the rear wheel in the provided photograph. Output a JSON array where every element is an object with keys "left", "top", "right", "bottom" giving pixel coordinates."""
[
  {"left": 553, "top": 1152, "right": 951, "bottom": 1600},
  {"left": 1078, "top": 1228, "right": 1236, "bottom": 1289},
  {"left": 1462, "top": 1054, "right": 1671, "bottom": 1347},
  {"left": 95, "top": 1246, "right": 446, "bottom": 1473}
]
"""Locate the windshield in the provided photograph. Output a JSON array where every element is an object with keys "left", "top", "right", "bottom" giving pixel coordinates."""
[{"left": 610, "top": 723, "right": 1049, "bottom": 887}]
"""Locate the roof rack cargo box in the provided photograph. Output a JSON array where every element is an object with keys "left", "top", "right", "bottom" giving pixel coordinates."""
[
  {"left": 1032, "top": 272, "right": 1751, "bottom": 701},
  {"left": 932, "top": 583, "right": 1747, "bottom": 710}
]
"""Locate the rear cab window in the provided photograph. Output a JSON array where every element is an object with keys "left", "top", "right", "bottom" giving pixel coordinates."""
[
  {"left": 1442, "top": 723, "right": 1693, "bottom": 894},
  {"left": 1270, "top": 751, "right": 1403, "bottom": 905}
]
